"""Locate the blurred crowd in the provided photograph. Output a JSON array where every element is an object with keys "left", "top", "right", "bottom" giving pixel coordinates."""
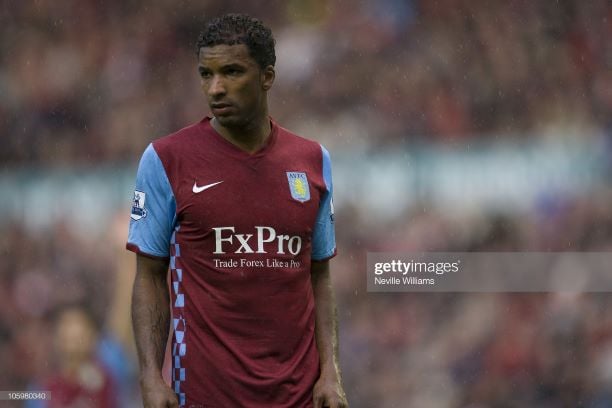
[
  {"left": 1, "top": 193, "right": 612, "bottom": 406},
  {"left": 1, "top": 0, "right": 611, "bottom": 166},
  {"left": 2, "top": 0, "right": 612, "bottom": 407},
  {"left": 334, "top": 191, "right": 612, "bottom": 407}
]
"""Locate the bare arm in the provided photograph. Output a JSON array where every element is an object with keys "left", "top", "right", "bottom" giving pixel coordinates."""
[
  {"left": 311, "top": 260, "right": 348, "bottom": 408},
  {"left": 131, "top": 254, "right": 178, "bottom": 408}
]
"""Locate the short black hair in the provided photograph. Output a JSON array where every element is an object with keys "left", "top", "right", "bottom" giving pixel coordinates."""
[{"left": 196, "top": 14, "right": 276, "bottom": 69}]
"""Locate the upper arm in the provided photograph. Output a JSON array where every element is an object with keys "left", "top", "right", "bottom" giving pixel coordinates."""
[
  {"left": 136, "top": 253, "right": 170, "bottom": 280},
  {"left": 311, "top": 259, "right": 330, "bottom": 278},
  {"left": 127, "top": 144, "right": 177, "bottom": 259}
]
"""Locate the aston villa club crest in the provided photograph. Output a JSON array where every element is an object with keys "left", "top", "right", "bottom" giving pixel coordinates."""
[
  {"left": 131, "top": 190, "right": 147, "bottom": 220},
  {"left": 286, "top": 172, "right": 310, "bottom": 203}
]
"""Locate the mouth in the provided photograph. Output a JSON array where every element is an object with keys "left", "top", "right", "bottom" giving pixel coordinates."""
[{"left": 211, "top": 102, "right": 233, "bottom": 116}]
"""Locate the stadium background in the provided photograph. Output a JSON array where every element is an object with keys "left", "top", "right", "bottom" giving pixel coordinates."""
[{"left": 1, "top": 0, "right": 611, "bottom": 406}]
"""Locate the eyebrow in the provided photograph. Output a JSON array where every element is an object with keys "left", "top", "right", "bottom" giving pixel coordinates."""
[
  {"left": 219, "top": 63, "right": 247, "bottom": 72},
  {"left": 198, "top": 62, "right": 248, "bottom": 71}
]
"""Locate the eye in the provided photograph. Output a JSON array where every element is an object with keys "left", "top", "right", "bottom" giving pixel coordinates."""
[
  {"left": 226, "top": 67, "right": 244, "bottom": 76},
  {"left": 199, "top": 68, "right": 212, "bottom": 79}
]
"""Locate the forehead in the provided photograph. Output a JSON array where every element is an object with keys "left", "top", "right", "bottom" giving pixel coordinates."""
[{"left": 198, "top": 44, "right": 257, "bottom": 67}]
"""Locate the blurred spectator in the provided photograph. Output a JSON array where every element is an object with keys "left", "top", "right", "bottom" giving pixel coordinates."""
[{"left": 33, "top": 305, "right": 117, "bottom": 408}]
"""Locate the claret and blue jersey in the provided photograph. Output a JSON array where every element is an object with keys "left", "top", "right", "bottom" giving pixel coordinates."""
[{"left": 126, "top": 117, "right": 336, "bottom": 407}]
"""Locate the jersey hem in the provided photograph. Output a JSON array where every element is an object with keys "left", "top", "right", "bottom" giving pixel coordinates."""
[{"left": 126, "top": 243, "right": 169, "bottom": 260}]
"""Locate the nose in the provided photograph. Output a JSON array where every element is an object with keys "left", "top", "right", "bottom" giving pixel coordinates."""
[{"left": 208, "top": 75, "right": 226, "bottom": 98}]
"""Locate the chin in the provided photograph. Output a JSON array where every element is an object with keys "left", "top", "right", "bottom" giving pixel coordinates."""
[{"left": 215, "top": 115, "right": 246, "bottom": 128}]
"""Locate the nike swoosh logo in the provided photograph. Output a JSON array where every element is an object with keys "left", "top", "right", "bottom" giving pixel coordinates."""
[{"left": 193, "top": 181, "right": 223, "bottom": 193}]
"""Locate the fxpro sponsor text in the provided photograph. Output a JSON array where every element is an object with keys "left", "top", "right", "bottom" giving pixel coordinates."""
[{"left": 374, "top": 259, "right": 460, "bottom": 275}]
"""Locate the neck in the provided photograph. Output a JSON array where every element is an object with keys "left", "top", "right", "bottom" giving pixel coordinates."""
[{"left": 211, "top": 110, "right": 271, "bottom": 154}]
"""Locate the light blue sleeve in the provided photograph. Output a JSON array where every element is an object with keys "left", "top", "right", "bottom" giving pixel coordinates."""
[
  {"left": 127, "top": 144, "right": 176, "bottom": 258},
  {"left": 311, "top": 145, "right": 336, "bottom": 261}
]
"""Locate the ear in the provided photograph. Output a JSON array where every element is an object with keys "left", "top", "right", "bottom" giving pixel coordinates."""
[{"left": 261, "top": 65, "right": 275, "bottom": 91}]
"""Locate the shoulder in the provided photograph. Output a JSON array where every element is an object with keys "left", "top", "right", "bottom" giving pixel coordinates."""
[
  {"left": 151, "top": 119, "right": 207, "bottom": 159},
  {"left": 275, "top": 123, "right": 329, "bottom": 162}
]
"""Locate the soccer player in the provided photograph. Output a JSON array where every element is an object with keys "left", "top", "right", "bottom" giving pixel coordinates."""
[{"left": 127, "top": 14, "right": 348, "bottom": 408}]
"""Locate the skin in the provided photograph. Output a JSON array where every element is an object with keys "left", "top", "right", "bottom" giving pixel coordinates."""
[
  {"left": 198, "top": 44, "right": 275, "bottom": 153},
  {"left": 132, "top": 255, "right": 178, "bottom": 408},
  {"left": 132, "top": 42, "right": 347, "bottom": 407},
  {"left": 55, "top": 308, "right": 98, "bottom": 377},
  {"left": 311, "top": 260, "right": 349, "bottom": 408}
]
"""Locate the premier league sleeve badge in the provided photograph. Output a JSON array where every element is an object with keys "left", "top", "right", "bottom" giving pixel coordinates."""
[{"left": 131, "top": 190, "right": 148, "bottom": 220}]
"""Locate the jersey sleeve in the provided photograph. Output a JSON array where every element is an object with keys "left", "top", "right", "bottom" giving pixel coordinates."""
[
  {"left": 126, "top": 143, "right": 177, "bottom": 259},
  {"left": 311, "top": 145, "right": 337, "bottom": 261}
]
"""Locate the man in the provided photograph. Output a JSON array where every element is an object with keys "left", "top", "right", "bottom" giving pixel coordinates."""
[{"left": 127, "top": 14, "right": 348, "bottom": 408}]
